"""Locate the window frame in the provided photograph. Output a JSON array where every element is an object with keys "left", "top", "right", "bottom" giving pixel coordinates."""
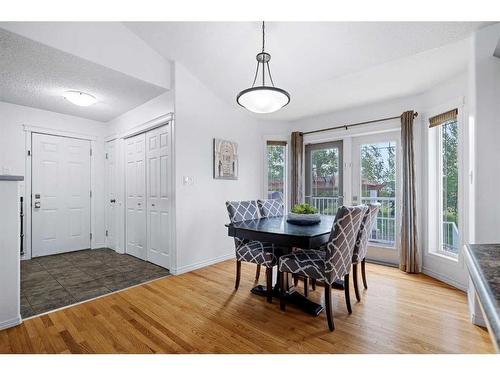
[{"left": 427, "top": 108, "right": 462, "bottom": 262}]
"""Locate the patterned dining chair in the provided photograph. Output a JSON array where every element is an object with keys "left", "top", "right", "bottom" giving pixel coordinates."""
[
  {"left": 226, "top": 200, "right": 277, "bottom": 303},
  {"left": 257, "top": 198, "right": 285, "bottom": 218},
  {"left": 254, "top": 198, "right": 285, "bottom": 281},
  {"left": 351, "top": 203, "right": 380, "bottom": 302},
  {"left": 278, "top": 205, "right": 367, "bottom": 331}
]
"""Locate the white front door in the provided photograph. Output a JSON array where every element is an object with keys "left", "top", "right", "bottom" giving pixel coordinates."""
[
  {"left": 351, "top": 131, "right": 401, "bottom": 265},
  {"left": 125, "top": 133, "right": 147, "bottom": 260},
  {"left": 105, "top": 140, "right": 118, "bottom": 251},
  {"left": 146, "top": 125, "right": 170, "bottom": 269},
  {"left": 32, "top": 133, "right": 91, "bottom": 257}
]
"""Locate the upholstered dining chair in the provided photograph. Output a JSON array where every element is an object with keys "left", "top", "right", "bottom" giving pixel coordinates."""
[
  {"left": 254, "top": 198, "right": 285, "bottom": 281},
  {"left": 226, "top": 200, "right": 277, "bottom": 303},
  {"left": 257, "top": 198, "right": 285, "bottom": 218},
  {"left": 351, "top": 203, "right": 380, "bottom": 302},
  {"left": 278, "top": 205, "right": 367, "bottom": 331}
]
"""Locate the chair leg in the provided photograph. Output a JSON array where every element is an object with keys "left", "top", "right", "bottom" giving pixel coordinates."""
[
  {"left": 280, "top": 271, "right": 286, "bottom": 311},
  {"left": 311, "top": 278, "right": 316, "bottom": 291},
  {"left": 293, "top": 275, "right": 299, "bottom": 287},
  {"left": 361, "top": 258, "right": 368, "bottom": 289},
  {"left": 344, "top": 274, "right": 352, "bottom": 314},
  {"left": 304, "top": 277, "right": 309, "bottom": 297},
  {"left": 235, "top": 260, "right": 241, "bottom": 289},
  {"left": 255, "top": 264, "right": 261, "bottom": 282},
  {"left": 353, "top": 263, "right": 361, "bottom": 302},
  {"left": 324, "top": 284, "right": 334, "bottom": 331},
  {"left": 266, "top": 267, "right": 273, "bottom": 303}
]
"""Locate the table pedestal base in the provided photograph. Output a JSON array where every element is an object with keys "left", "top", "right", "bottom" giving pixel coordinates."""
[{"left": 251, "top": 283, "right": 340, "bottom": 317}]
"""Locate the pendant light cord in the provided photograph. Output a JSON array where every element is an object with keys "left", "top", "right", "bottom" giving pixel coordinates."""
[
  {"left": 251, "top": 21, "right": 274, "bottom": 88},
  {"left": 262, "top": 21, "right": 265, "bottom": 53}
]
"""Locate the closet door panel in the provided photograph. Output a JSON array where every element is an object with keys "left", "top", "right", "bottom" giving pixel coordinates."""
[
  {"left": 125, "top": 133, "right": 147, "bottom": 260},
  {"left": 146, "top": 125, "right": 170, "bottom": 269}
]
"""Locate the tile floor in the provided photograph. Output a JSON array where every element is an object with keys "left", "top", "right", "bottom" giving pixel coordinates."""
[{"left": 21, "top": 248, "right": 170, "bottom": 318}]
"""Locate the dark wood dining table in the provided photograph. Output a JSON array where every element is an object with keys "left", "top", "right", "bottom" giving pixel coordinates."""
[{"left": 226, "top": 214, "right": 339, "bottom": 316}]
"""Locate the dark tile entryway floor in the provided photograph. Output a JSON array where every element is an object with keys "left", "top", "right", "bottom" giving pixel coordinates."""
[{"left": 21, "top": 248, "right": 170, "bottom": 318}]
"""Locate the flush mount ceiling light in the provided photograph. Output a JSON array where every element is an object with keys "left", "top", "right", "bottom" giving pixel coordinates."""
[
  {"left": 236, "top": 22, "right": 290, "bottom": 114},
  {"left": 63, "top": 90, "right": 97, "bottom": 107}
]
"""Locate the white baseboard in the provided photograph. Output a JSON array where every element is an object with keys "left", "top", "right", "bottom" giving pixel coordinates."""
[
  {"left": 92, "top": 242, "right": 106, "bottom": 250},
  {"left": 171, "top": 252, "right": 235, "bottom": 275},
  {"left": 0, "top": 315, "right": 22, "bottom": 331},
  {"left": 471, "top": 310, "right": 487, "bottom": 327},
  {"left": 422, "top": 267, "right": 467, "bottom": 291}
]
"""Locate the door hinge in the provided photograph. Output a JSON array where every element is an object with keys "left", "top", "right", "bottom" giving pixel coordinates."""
[
  {"left": 105, "top": 230, "right": 108, "bottom": 237},
  {"left": 90, "top": 233, "right": 93, "bottom": 240},
  {"left": 105, "top": 152, "right": 108, "bottom": 159},
  {"left": 27, "top": 150, "right": 31, "bottom": 156},
  {"left": 90, "top": 190, "right": 92, "bottom": 198},
  {"left": 90, "top": 148, "right": 93, "bottom": 156}
]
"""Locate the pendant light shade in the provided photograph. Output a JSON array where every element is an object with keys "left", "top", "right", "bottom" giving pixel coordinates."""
[
  {"left": 237, "top": 86, "right": 290, "bottom": 114},
  {"left": 236, "top": 22, "right": 290, "bottom": 114}
]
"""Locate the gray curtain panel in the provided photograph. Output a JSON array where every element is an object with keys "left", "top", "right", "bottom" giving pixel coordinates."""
[
  {"left": 400, "top": 111, "right": 419, "bottom": 273},
  {"left": 290, "top": 131, "right": 304, "bottom": 206}
]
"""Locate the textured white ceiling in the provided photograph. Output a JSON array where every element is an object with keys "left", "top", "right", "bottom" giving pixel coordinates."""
[
  {"left": 0, "top": 28, "right": 167, "bottom": 122},
  {"left": 126, "top": 21, "right": 493, "bottom": 121}
]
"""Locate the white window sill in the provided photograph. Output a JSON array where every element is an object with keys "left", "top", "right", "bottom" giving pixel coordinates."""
[
  {"left": 368, "top": 241, "right": 397, "bottom": 250},
  {"left": 427, "top": 250, "right": 459, "bottom": 262}
]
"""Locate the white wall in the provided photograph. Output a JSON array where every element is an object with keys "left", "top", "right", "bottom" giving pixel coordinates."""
[
  {"left": 0, "top": 101, "right": 107, "bottom": 253},
  {"left": 289, "top": 72, "right": 469, "bottom": 289},
  {"left": 106, "top": 91, "right": 174, "bottom": 137},
  {"left": 470, "top": 23, "right": 500, "bottom": 243},
  {"left": 173, "top": 62, "right": 288, "bottom": 274},
  {"left": 0, "top": 180, "right": 22, "bottom": 329},
  {"left": 0, "top": 22, "right": 171, "bottom": 89}
]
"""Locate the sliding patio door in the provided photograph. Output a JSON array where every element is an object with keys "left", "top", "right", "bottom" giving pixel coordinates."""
[
  {"left": 305, "top": 141, "right": 343, "bottom": 214},
  {"left": 351, "top": 132, "right": 401, "bottom": 265}
]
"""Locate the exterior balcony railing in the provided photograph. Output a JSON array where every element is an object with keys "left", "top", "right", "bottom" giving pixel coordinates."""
[{"left": 305, "top": 195, "right": 396, "bottom": 247}]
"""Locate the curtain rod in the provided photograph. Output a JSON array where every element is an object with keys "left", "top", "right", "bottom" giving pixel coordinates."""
[{"left": 301, "top": 111, "right": 418, "bottom": 136}]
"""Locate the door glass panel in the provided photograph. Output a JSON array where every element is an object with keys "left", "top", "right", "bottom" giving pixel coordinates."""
[
  {"left": 305, "top": 141, "right": 343, "bottom": 215},
  {"left": 360, "top": 141, "right": 396, "bottom": 246}
]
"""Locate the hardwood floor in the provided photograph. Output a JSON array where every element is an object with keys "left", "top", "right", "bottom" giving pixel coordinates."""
[{"left": 0, "top": 260, "right": 494, "bottom": 353}]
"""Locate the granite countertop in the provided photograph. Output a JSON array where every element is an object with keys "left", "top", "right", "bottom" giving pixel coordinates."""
[
  {"left": 464, "top": 244, "right": 500, "bottom": 352},
  {"left": 0, "top": 175, "right": 24, "bottom": 181}
]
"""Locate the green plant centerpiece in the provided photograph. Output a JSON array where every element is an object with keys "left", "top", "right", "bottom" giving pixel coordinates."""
[{"left": 287, "top": 203, "right": 321, "bottom": 225}]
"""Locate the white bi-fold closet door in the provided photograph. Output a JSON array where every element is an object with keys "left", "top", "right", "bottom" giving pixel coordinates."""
[
  {"left": 125, "top": 125, "right": 170, "bottom": 269},
  {"left": 32, "top": 133, "right": 91, "bottom": 257}
]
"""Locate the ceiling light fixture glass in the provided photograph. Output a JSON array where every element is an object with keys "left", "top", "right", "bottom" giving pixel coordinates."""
[
  {"left": 64, "top": 90, "right": 97, "bottom": 107},
  {"left": 236, "top": 22, "right": 290, "bottom": 114}
]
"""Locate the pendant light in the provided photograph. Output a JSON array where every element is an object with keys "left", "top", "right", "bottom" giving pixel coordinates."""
[{"left": 236, "top": 22, "right": 290, "bottom": 114}]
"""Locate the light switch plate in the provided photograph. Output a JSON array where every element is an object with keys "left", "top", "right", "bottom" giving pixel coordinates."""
[{"left": 182, "top": 176, "right": 194, "bottom": 185}]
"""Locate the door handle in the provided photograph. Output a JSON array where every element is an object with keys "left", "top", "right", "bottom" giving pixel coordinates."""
[
  {"left": 110, "top": 199, "right": 116, "bottom": 203},
  {"left": 137, "top": 202, "right": 141, "bottom": 206},
  {"left": 34, "top": 201, "right": 41, "bottom": 209}
]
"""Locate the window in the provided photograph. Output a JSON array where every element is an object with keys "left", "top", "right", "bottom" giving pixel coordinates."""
[
  {"left": 266, "top": 141, "right": 287, "bottom": 201},
  {"left": 360, "top": 141, "right": 397, "bottom": 246},
  {"left": 440, "top": 119, "right": 459, "bottom": 257},
  {"left": 304, "top": 141, "right": 343, "bottom": 215},
  {"left": 429, "top": 109, "right": 459, "bottom": 259}
]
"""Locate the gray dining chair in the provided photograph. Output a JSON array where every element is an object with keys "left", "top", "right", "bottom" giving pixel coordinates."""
[
  {"left": 352, "top": 203, "right": 380, "bottom": 301},
  {"left": 278, "top": 205, "right": 367, "bottom": 331},
  {"left": 254, "top": 198, "right": 285, "bottom": 281},
  {"left": 257, "top": 198, "right": 284, "bottom": 218},
  {"left": 226, "top": 200, "right": 277, "bottom": 303}
]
